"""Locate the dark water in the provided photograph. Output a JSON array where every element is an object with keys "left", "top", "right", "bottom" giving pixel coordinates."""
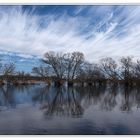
[{"left": 0, "top": 83, "right": 140, "bottom": 135}]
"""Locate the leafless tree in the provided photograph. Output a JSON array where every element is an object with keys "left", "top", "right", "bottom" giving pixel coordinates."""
[
  {"left": 134, "top": 60, "right": 140, "bottom": 79},
  {"left": 32, "top": 66, "right": 49, "bottom": 77},
  {"left": 90, "top": 63, "right": 105, "bottom": 80},
  {"left": 78, "top": 62, "right": 105, "bottom": 84},
  {"left": 80, "top": 62, "right": 94, "bottom": 80},
  {"left": 100, "top": 57, "right": 118, "bottom": 81},
  {"left": 64, "top": 52, "right": 84, "bottom": 81},
  {"left": 43, "top": 51, "right": 84, "bottom": 82},
  {"left": 119, "top": 56, "right": 134, "bottom": 81},
  {"left": 43, "top": 51, "right": 66, "bottom": 79},
  {"left": 2, "top": 63, "right": 15, "bottom": 76},
  {"left": 79, "top": 62, "right": 96, "bottom": 78}
]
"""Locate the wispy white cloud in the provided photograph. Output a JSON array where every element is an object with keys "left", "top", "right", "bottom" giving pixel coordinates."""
[{"left": 0, "top": 6, "right": 140, "bottom": 62}]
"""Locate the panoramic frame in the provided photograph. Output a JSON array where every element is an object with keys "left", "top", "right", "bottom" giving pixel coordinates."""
[{"left": 0, "top": 5, "right": 140, "bottom": 135}]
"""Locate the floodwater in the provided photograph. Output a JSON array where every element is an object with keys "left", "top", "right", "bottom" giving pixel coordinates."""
[{"left": 0, "top": 83, "right": 140, "bottom": 135}]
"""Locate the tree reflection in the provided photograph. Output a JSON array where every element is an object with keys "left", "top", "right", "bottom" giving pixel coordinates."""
[
  {"left": 0, "top": 84, "right": 140, "bottom": 115},
  {"left": 39, "top": 84, "right": 140, "bottom": 116},
  {"left": 136, "top": 87, "right": 140, "bottom": 109},
  {"left": 100, "top": 84, "right": 118, "bottom": 111},
  {"left": 0, "top": 84, "right": 16, "bottom": 109},
  {"left": 120, "top": 86, "right": 138, "bottom": 112},
  {"left": 39, "top": 86, "right": 84, "bottom": 117}
]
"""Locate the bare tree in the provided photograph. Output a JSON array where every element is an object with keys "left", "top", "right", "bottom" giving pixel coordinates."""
[
  {"left": 43, "top": 51, "right": 84, "bottom": 82},
  {"left": 80, "top": 62, "right": 94, "bottom": 80},
  {"left": 132, "top": 60, "right": 140, "bottom": 82},
  {"left": 135, "top": 60, "right": 140, "bottom": 78},
  {"left": 2, "top": 63, "right": 15, "bottom": 76},
  {"left": 90, "top": 63, "right": 105, "bottom": 80},
  {"left": 100, "top": 57, "right": 118, "bottom": 81},
  {"left": 119, "top": 56, "right": 134, "bottom": 81},
  {"left": 70, "top": 52, "right": 84, "bottom": 80},
  {"left": 32, "top": 66, "right": 49, "bottom": 77},
  {"left": 78, "top": 62, "right": 105, "bottom": 84},
  {"left": 43, "top": 51, "right": 66, "bottom": 79},
  {"left": 64, "top": 52, "right": 84, "bottom": 81}
]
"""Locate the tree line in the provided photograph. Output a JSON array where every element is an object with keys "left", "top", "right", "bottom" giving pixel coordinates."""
[
  {"left": 32, "top": 51, "right": 140, "bottom": 86},
  {"left": 0, "top": 51, "right": 140, "bottom": 86}
]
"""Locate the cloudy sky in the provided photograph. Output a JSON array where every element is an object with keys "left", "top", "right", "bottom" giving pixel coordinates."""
[{"left": 0, "top": 5, "right": 140, "bottom": 62}]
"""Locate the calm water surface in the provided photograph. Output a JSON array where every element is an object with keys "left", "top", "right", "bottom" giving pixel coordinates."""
[{"left": 0, "top": 83, "right": 140, "bottom": 135}]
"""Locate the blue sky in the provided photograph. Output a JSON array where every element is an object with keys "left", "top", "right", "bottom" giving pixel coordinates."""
[{"left": 0, "top": 5, "right": 140, "bottom": 62}]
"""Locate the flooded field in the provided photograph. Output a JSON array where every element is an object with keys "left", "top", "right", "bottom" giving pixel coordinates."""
[{"left": 0, "top": 84, "right": 140, "bottom": 134}]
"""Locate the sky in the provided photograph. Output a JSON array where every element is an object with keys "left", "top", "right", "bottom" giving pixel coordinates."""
[{"left": 0, "top": 5, "right": 140, "bottom": 62}]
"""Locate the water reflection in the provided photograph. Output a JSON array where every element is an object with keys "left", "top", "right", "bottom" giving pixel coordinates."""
[
  {"left": 0, "top": 84, "right": 140, "bottom": 134},
  {"left": 0, "top": 84, "right": 140, "bottom": 115}
]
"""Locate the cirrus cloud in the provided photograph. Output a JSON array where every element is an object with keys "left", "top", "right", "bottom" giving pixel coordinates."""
[{"left": 0, "top": 5, "right": 140, "bottom": 62}]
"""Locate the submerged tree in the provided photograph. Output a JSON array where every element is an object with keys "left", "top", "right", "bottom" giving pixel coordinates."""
[
  {"left": 64, "top": 52, "right": 84, "bottom": 82},
  {"left": 2, "top": 63, "right": 15, "bottom": 76},
  {"left": 119, "top": 56, "right": 134, "bottom": 84},
  {"left": 134, "top": 60, "right": 140, "bottom": 79},
  {"left": 100, "top": 57, "right": 118, "bottom": 81},
  {"left": 32, "top": 66, "right": 49, "bottom": 77},
  {"left": 43, "top": 51, "right": 84, "bottom": 83},
  {"left": 43, "top": 51, "right": 66, "bottom": 79},
  {"left": 77, "top": 62, "right": 105, "bottom": 85}
]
